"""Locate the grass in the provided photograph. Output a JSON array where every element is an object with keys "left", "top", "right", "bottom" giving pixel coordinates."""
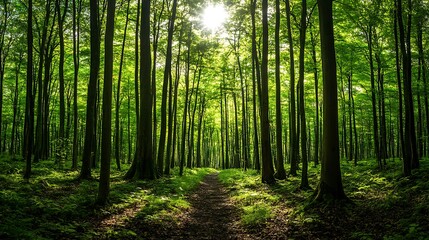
[
  {"left": 218, "top": 158, "right": 429, "bottom": 239},
  {"left": 0, "top": 155, "right": 215, "bottom": 239}
]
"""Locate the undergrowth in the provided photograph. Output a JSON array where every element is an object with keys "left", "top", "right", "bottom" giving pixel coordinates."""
[
  {"left": 0, "top": 155, "right": 215, "bottom": 239},
  {"left": 218, "top": 159, "right": 429, "bottom": 239}
]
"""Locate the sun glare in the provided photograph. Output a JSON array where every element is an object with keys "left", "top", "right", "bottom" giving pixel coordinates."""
[{"left": 202, "top": 5, "right": 228, "bottom": 32}]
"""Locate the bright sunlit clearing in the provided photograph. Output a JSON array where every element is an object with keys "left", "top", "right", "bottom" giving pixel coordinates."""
[{"left": 202, "top": 5, "right": 228, "bottom": 32}]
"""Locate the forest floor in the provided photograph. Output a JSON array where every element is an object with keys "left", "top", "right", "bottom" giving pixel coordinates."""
[
  {"left": 1, "top": 157, "right": 429, "bottom": 239},
  {"left": 113, "top": 173, "right": 255, "bottom": 239}
]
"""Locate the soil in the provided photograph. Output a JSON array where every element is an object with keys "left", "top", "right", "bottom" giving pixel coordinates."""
[{"left": 113, "top": 173, "right": 257, "bottom": 240}]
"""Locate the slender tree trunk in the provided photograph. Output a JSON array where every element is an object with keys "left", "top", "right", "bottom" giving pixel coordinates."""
[
  {"left": 416, "top": 12, "right": 428, "bottom": 158},
  {"left": 115, "top": 0, "right": 130, "bottom": 171},
  {"left": 251, "top": 0, "right": 260, "bottom": 171},
  {"left": 393, "top": 1, "right": 405, "bottom": 164},
  {"left": 261, "top": 0, "right": 275, "bottom": 184},
  {"left": 0, "top": 0, "right": 8, "bottom": 153},
  {"left": 56, "top": 0, "right": 68, "bottom": 146},
  {"left": 34, "top": 0, "right": 52, "bottom": 162},
  {"left": 24, "top": 0, "right": 34, "bottom": 179},
  {"left": 124, "top": 0, "right": 141, "bottom": 179},
  {"left": 224, "top": 92, "right": 230, "bottom": 169},
  {"left": 179, "top": 24, "right": 191, "bottom": 176},
  {"left": 196, "top": 97, "right": 205, "bottom": 168},
  {"left": 310, "top": 23, "right": 319, "bottom": 166},
  {"left": 152, "top": 0, "right": 166, "bottom": 164},
  {"left": 397, "top": 0, "right": 417, "bottom": 176},
  {"left": 80, "top": 0, "right": 100, "bottom": 179},
  {"left": 166, "top": 28, "right": 182, "bottom": 174},
  {"left": 72, "top": 0, "right": 80, "bottom": 170},
  {"left": 158, "top": 0, "right": 177, "bottom": 176},
  {"left": 233, "top": 93, "right": 240, "bottom": 168},
  {"left": 299, "top": 0, "right": 309, "bottom": 189},
  {"left": 367, "top": 26, "right": 382, "bottom": 169},
  {"left": 97, "top": 0, "right": 115, "bottom": 205},
  {"left": 274, "top": 0, "right": 286, "bottom": 179},
  {"left": 285, "top": 0, "right": 298, "bottom": 176},
  {"left": 10, "top": 54, "right": 23, "bottom": 156}
]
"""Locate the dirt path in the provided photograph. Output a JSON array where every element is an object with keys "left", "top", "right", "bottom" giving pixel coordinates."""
[
  {"left": 170, "top": 173, "right": 253, "bottom": 239},
  {"left": 105, "top": 173, "right": 256, "bottom": 239}
]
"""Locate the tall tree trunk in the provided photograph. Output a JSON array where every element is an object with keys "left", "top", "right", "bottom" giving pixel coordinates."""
[
  {"left": 34, "top": 0, "right": 52, "bottom": 162},
  {"left": 196, "top": 96, "right": 205, "bottom": 168},
  {"left": 24, "top": 0, "right": 34, "bottom": 179},
  {"left": 97, "top": 0, "right": 115, "bottom": 205},
  {"left": 233, "top": 92, "right": 240, "bottom": 168},
  {"left": 151, "top": 0, "right": 166, "bottom": 164},
  {"left": 72, "top": 0, "right": 80, "bottom": 170},
  {"left": 56, "top": 0, "right": 68, "bottom": 145},
  {"left": 299, "top": 0, "right": 309, "bottom": 189},
  {"left": 134, "top": 0, "right": 155, "bottom": 180},
  {"left": 397, "top": 0, "right": 417, "bottom": 176},
  {"left": 251, "top": 0, "right": 260, "bottom": 171},
  {"left": 274, "top": 0, "right": 286, "bottom": 179},
  {"left": 10, "top": 53, "right": 23, "bottom": 156},
  {"left": 393, "top": 0, "right": 405, "bottom": 165},
  {"left": 310, "top": 23, "right": 319, "bottom": 166},
  {"left": 180, "top": 24, "right": 191, "bottom": 176},
  {"left": 158, "top": 0, "right": 177, "bottom": 177},
  {"left": 224, "top": 91, "right": 230, "bottom": 169},
  {"left": 416, "top": 8, "right": 428, "bottom": 158},
  {"left": 285, "top": 0, "right": 298, "bottom": 176},
  {"left": 0, "top": 0, "right": 8, "bottom": 153},
  {"left": 261, "top": 0, "right": 275, "bottom": 184},
  {"left": 124, "top": 0, "right": 141, "bottom": 179},
  {"left": 115, "top": 0, "right": 130, "bottom": 171},
  {"left": 166, "top": 28, "right": 182, "bottom": 174},
  {"left": 367, "top": 25, "right": 382, "bottom": 169},
  {"left": 315, "top": 0, "right": 346, "bottom": 200},
  {"left": 80, "top": 0, "right": 100, "bottom": 179}
]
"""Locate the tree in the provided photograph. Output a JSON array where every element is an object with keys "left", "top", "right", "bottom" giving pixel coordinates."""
[
  {"left": 285, "top": 0, "right": 298, "bottom": 176},
  {"left": 298, "top": 0, "right": 309, "bottom": 190},
  {"left": 250, "top": 0, "right": 260, "bottom": 171},
  {"left": 72, "top": 0, "right": 80, "bottom": 170},
  {"left": 97, "top": 0, "right": 116, "bottom": 205},
  {"left": 274, "top": 0, "right": 286, "bottom": 180},
  {"left": 115, "top": 0, "right": 131, "bottom": 171},
  {"left": 24, "top": 0, "right": 34, "bottom": 180},
  {"left": 261, "top": 0, "right": 275, "bottom": 184},
  {"left": 158, "top": 0, "right": 178, "bottom": 177},
  {"left": 315, "top": 0, "right": 346, "bottom": 200},
  {"left": 134, "top": 0, "right": 155, "bottom": 180},
  {"left": 80, "top": 0, "right": 100, "bottom": 180}
]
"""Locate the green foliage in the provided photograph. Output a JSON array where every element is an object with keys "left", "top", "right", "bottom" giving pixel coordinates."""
[
  {"left": 0, "top": 158, "right": 214, "bottom": 239},
  {"left": 219, "top": 159, "right": 429, "bottom": 238},
  {"left": 242, "top": 204, "right": 273, "bottom": 226},
  {"left": 218, "top": 169, "right": 279, "bottom": 226}
]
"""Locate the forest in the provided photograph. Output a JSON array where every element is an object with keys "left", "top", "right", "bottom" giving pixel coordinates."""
[{"left": 0, "top": 0, "right": 429, "bottom": 238}]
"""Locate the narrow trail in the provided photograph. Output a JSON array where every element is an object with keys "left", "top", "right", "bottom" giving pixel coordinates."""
[
  {"left": 170, "top": 173, "right": 254, "bottom": 239},
  {"left": 107, "top": 173, "right": 257, "bottom": 239}
]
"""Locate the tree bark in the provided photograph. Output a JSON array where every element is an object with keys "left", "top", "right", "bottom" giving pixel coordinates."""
[
  {"left": 274, "top": 0, "right": 286, "bottom": 180},
  {"left": 251, "top": 0, "right": 260, "bottom": 171},
  {"left": 157, "top": 0, "right": 178, "bottom": 176},
  {"left": 115, "top": 0, "right": 130, "bottom": 171},
  {"left": 285, "top": 0, "right": 298, "bottom": 176},
  {"left": 261, "top": 0, "right": 275, "bottom": 184},
  {"left": 315, "top": 0, "right": 346, "bottom": 200},
  {"left": 80, "top": 0, "right": 100, "bottom": 180},
  {"left": 24, "top": 0, "right": 34, "bottom": 179},
  {"left": 97, "top": 0, "right": 115, "bottom": 205},
  {"left": 298, "top": 0, "right": 309, "bottom": 189}
]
